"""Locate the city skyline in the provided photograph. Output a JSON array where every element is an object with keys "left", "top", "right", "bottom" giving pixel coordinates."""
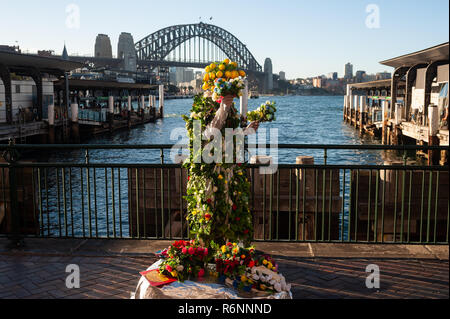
[{"left": 0, "top": 0, "right": 448, "bottom": 79}]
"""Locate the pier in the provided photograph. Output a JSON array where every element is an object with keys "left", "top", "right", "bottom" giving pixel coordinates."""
[
  {"left": 0, "top": 51, "right": 165, "bottom": 144},
  {"left": 343, "top": 42, "right": 449, "bottom": 165}
]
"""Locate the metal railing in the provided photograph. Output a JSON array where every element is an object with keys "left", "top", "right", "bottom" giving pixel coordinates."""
[{"left": 0, "top": 143, "right": 448, "bottom": 244}]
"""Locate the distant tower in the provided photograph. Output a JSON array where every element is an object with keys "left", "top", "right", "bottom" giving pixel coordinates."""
[
  {"left": 279, "top": 71, "right": 286, "bottom": 81},
  {"left": 62, "top": 44, "right": 69, "bottom": 60},
  {"left": 118, "top": 32, "right": 137, "bottom": 72},
  {"left": 264, "top": 58, "right": 273, "bottom": 93},
  {"left": 344, "top": 63, "right": 353, "bottom": 80},
  {"left": 95, "top": 34, "right": 113, "bottom": 58}
]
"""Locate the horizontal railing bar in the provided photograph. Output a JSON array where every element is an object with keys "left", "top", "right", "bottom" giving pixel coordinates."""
[
  {"left": 1, "top": 234, "right": 448, "bottom": 245},
  {"left": 0, "top": 163, "right": 448, "bottom": 171},
  {"left": 1, "top": 143, "right": 448, "bottom": 151}
]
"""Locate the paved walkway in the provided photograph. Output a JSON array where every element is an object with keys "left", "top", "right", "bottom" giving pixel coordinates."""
[{"left": 0, "top": 239, "right": 448, "bottom": 299}]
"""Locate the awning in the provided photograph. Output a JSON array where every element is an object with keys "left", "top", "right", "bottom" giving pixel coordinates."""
[
  {"left": 54, "top": 79, "right": 156, "bottom": 90},
  {"left": 380, "top": 42, "right": 449, "bottom": 68},
  {"left": 0, "top": 51, "right": 83, "bottom": 74}
]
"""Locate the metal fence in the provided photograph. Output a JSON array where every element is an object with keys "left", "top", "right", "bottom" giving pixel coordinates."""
[{"left": 0, "top": 143, "right": 448, "bottom": 244}]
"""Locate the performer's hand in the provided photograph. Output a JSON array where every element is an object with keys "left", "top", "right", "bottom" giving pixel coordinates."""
[
  {"left": 222, "top": 95, "right": 234, "bottom": 108},
  {"left": 245, "top": 121, "right": 260, "bottom": 135}
]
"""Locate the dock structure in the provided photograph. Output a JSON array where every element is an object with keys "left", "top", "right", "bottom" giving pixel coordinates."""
[
  {"left": 53, "top": 79, "right": 164, "bottom": 142},
  {"left": 0, "top": 51, "right": 166, "bottom": 144},
  {"left": 344, "top": 42, "right": 449, "bottom": 165},
  {"left": 0, "top": 51, "right": 82, "bottom": 143}
]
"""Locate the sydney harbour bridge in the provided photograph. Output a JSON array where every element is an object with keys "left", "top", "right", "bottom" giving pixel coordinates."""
[{"left": 67, "top": 23, "right": 272, "bottom": 91}]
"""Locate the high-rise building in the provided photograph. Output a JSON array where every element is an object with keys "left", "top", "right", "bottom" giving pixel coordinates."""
[
  {"left": 327, "top": 72, "right": 338, "bottom": 80},
  {"left": 118, "top": 32, "right": 137, "bottom": 72},
  {"left": 95, "top": 34, "right": 113, "bottom": 58},
  {"left": 355, "top": 70, "right": 366, "bottom": 83},
  {"left": 344, "top": 63, "right": 353, "bottom": 80},
  {"left": 183, "top": 69, "right": 194, "bottom": 83},
  {"left": 264, "top": 58, "right": 273, "bottom": 92},
  {"left": 279, "top": 71, "right": 286, "bottom": 81}
]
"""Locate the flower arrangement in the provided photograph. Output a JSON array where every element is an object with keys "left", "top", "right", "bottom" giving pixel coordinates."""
[
  {"left": 211, "top": 243, "right": 291, "bottom": 294},
  {"left": 158, "top": 240, "right": 209, "bottom": 282},
  {"left": 213, "top": 242, "right": 256, "bottom": 278},
  {"left": 202, "top": 59, "right": 247, "bottom": 102},
  {"left": 247, "top": 101, "right": 277, "bottom": 123}
]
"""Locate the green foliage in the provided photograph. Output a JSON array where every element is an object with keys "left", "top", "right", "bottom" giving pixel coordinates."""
[{"left": 183, "top": 94, "right": 253, "bottom": 247}]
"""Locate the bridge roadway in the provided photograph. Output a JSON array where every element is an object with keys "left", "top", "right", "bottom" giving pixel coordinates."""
[{"left": 57, "top": 55, "right": 264, "bottom": 74}]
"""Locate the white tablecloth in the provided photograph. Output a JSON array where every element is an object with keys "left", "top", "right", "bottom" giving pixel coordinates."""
[{"left": 131, "top": 260, "right": 292, "bottom": 300}]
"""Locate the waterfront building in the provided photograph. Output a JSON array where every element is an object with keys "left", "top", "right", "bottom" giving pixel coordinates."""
[
  {"left": 118, "top": 32, "right": 137, "bottom": 72},
  {"left": 95, "top": 34, "right": 113, "bottom": 58},
  {"left": 343, "top": 42, "right": 449, "bottom": 164},
  {"left": 344, "top": 63, "right": 353, "bottom": 79},
  {"left": 376, "top": 71, "right": 392, "bottom": 80},
  {"left": 312, "top": 77, "right": 323, "bottom": 88},
  {"left": 279, "top": 71, "right": 286, "bottom": 81}
]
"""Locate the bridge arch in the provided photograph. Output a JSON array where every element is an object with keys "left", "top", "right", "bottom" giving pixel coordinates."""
[{"left": 135, "top": 23, "right": 262, "bottom": 72}]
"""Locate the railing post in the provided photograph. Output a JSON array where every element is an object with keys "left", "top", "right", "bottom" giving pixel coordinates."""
[{"left": 4, "top": 139, "right": 22, "bottom": 246}]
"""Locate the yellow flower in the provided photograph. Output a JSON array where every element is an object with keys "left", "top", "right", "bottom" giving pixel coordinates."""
[
  {"left": 202, "top": 83, "right": 209, "bottom": 90},
  {"left": 238, "top": 171, "right": 243, "bottom": 176},
  {"left": 209, "top": 72, "right": 216, "bottom": 80},
  {"left": 221, "top": 246, "right": 227, "bottom": 253},
  {"left": 225, "top": 71, "right": 232, "bottom": 79},
  {"left": 216, "top": 71, "right": 223, "bottom": 78},
  {"left": 231, "top": 70, "right": 239, "bottom": 79},
  {"left": 210, "top": 63, "right": 216, "bottom": 69},
  {"left": 205, "top": 66, "right": 211, "bottom": 73},
  {"left": 239, "top": 70, "right": 246, "bottom": 77},
  {"left": 192, "top": 210, "right": 198, "bottom": 216},
  {"left": 219, "top": 64, "right": 226, "bottom": 71},
  {"left": 171, "top": 271, "right": 178, "bottom": 278},
  {"left": 218, "top": 175, "right": 223, "bottom": 180},
  {"left": 241, "top": 275, "right": 247, "bottom": 282},
  {"left": 231, "top": 62, "right": 238, "bottom": 69},
  {"left": 223, "top": 59, "right": 230, "bottom": 65},
  {"left": 203, "top": 73, "right": 210, "bottom": 81},
  {"left": 233, "top": 243, "right": 237, "bottom": 246},
  {"left": 227, "top": 254, "right": 231, "bottom": 258},
  {"left": 263, "top": 260, "right": 268, "bottom": 265}
]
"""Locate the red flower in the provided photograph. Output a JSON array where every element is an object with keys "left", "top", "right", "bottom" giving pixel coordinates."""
[
  {"left": 198, "top": 269, "right": 205, "bottom": 277},
  {"left": 232, "top": 204, "right": 237, "bottom": 211},
  {"left": 237, "top": 163, "right": 242, "bottom": 167},
  {"left": 243, "top": 229, "right": 249, "bottom": 235},
  {"left": 166, "top": 265, "right": 173, "bottom": 272},
  {"left": 248, "top": 260, "right": 255, "bottom": 268},
  {"left": 204, "top": 248, "right": 209, "bottom": 256},
  {"left": 188, "top": 176, "right": 191, "bottom": 181},
  {"left": 205, "top": 214, "right": 212, "bottom": 221},
  {"left": 182, "top": 247, "right": 188, "bottom": 254},
  {"left": 207, "top": 198, "right": 212, "bottom": 204},
  {"left": 235, "top": 217, "right": 241, "bottom": 221},
  {"left": 188, "top": 247, "right": 195, "bottom": 255}
]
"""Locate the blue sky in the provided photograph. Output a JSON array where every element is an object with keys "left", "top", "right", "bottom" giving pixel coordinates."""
[{"left": 1, "top": 0, "right": 448, "bottom": 78}]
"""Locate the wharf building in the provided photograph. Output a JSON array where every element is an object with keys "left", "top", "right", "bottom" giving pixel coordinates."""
[{"left": 343, "top": 42, "right": 449, "bottom": 165}]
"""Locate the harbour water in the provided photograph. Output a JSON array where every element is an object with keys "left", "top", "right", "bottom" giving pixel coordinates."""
[
  {"left": 45, "top": 95, "right": 404, "bottom": 165},
  {"left": 36, "top": 96, "right": 407, "bottom": 238}
]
